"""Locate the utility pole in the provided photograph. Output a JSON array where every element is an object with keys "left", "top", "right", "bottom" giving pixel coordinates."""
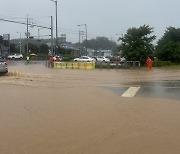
[
  {"left": 17, "top": 32, "right": 22, "bottom": 54},
  {"left": 26, "top": 14, "right": 29, "bottom": 55},
  {"left": 111, "top": 37, "right": 113, "bottom": 56},
  {"left": 8, "top": 34, "right": 10, "bottom": 55},
  {"left": 85, "top": 24, "right": 87, "bottom": 56},
  {"left": 95, "top": 37, "right": 97, "bottom": 56},
  {"left": 0, "top": 17, "right": 51, "bottom": 55},
  {"left": 50, "top": 0, "right": 58, "bottom": 55},
  {"left": 38, "top": 28, "right": 43, "bottom": 39},
  {"left": 20, "top": 33, "right": 22, "bottom": 54},
  {"left": 78, "top": 28, "right": 81, "bottom": 56},
  {"left": 77, "top": 24, "right": 87, "bottom": 56},
  {"left": 55, "top": 0, "right": 58, "bottom": 48},
  {"left": 51, "top": 16, "right": 54, "bottom": 56}
]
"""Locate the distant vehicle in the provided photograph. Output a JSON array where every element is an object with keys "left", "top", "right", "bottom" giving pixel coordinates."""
[
  {"left": 7, "top": 53, "right": 23, "bottom": 60},
  {"left": 0, "top": 57, "right": 8, "bottom": 74},
  {"left": 120, "top": 57, "right": 126, "bottom": 64},
  {"left": 55, "top": 55, "right": 62, "bottom": 60},
  {"left": 61, "top": 44, "right": 68, "bottom": 48},
  {"left": 106, "top": 56, "right": 120, "bottom": 62},
  {"left": 53, "top": 55, "right": 62, "bottom": 61},
  {"left": 96, "top": 56, "right": 110, "bottom": 62},
  {"left": 91, "top": 56, "right": 97, "bottom": 61},
  {"left": 74, "top": 56, "right": 95, "bottom": 62}
]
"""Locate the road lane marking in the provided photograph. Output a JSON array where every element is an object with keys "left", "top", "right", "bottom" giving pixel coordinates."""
[
  {"left": 122, "top": 87, "right": 140, "bottom": 97},
  {"left": 94, "top": 84, "right": 141, "bottom": 88}
]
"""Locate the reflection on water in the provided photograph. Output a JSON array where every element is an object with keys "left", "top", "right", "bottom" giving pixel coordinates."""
[
  {"left": 131, "top": 80, "right": 180, "bottom": 100},
  {"left": 0, "top": 63, "right": 180, "bottom": 153}
]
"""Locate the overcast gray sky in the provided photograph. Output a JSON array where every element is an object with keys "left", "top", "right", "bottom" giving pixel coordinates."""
[{"left": 0, "top": 0, "right": 179, "bottom": 43}]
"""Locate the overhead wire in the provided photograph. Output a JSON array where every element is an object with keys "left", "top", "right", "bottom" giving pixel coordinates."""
[{"left": 0, "top": 14, "right": 105, "bottom": 41}]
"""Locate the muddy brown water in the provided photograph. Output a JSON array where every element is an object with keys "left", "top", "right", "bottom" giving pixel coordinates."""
[{"left": 0, "top": 64, "right": 180, "bottom": 154}]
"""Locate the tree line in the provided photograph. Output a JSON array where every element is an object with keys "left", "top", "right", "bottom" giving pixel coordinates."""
[
  {"left": 118, "top": 25, "right": 180, "bottom": 65},
  {"left": 2, "top": 25, "right": 180, "bottom": 65}
]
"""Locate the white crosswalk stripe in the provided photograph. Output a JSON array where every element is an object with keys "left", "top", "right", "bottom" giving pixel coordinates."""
[{"left": 122, "top": 87, "right": 140, "bottom": 97}]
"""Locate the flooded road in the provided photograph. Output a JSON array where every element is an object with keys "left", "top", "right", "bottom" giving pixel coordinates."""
[
  {"left": 0, "top": 64, "right": 180, "bottom": 154},
  {"left": 104, "top": 80, "right": 180, "bottom": 100}
]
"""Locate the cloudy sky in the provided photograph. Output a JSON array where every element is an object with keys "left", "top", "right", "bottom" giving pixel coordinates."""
[{"left": 0, "top": 0, "right": 179, "bottom": 43}]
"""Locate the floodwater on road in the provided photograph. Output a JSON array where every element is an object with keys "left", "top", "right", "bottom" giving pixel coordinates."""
[{"left": 0, "top": 64, "right": 180, "bottom": 154}]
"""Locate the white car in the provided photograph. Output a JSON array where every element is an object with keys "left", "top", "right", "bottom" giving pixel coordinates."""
[
  {"left": 74, "top": 56, "right": 95, "bottom": 62},
  {"left": 96, "top": 56, "right": 110, "bottom": 62},
  {"left": 0, "top": 57, "right": 8, "bottom": 74},
  {"left": 8, "top": 53, "right": 23, "bottom": 60},
  {"left": 120, "top": 57, "right": 126, "bottom": 64}
]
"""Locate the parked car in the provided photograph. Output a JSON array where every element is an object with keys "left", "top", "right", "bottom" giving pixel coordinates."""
[
  {"left": 74, "top": 56, "right": 95, "bottom": 62},
  {"left": 0, "top": 57, "right": 8, "bottom": 74},
  {"left": 120, "top": 57, "right": 126, "bottom": 64},
  {"left": 106, "top": 56, "right": 120, "bottom": 62},
  {"left": 91, "top": 56, "right": 97, "bottom": 61},
  {"left": 96, "top": 56, "right": 110, "bottom": 62},
  {"left": 54, "top": 55, "right": 62, "bottom": 61},
  {"left": 7, "top": 53, "right": 23, "bottom": 60}
]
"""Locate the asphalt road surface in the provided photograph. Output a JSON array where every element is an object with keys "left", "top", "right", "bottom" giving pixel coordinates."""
[
  {"left": 0, "top": 64, "right": 180, "bottom": 154},
  {"left": 103, "top": 80, "right": 180, "bottom": 100}
]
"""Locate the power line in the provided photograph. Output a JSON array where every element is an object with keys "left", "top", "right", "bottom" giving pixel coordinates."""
[{"left": 0, "top": 18, "right": 51, "bottom": 29}]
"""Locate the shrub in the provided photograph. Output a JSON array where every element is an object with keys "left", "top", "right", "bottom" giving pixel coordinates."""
[
  {"left": 62, "top": 55, "right": 75, "bottom": 61},
  {"left": 153, "top": 60, "right": 172, "bottom": 67}
]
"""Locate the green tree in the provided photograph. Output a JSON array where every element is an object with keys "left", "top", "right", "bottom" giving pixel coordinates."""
[
  {"left": 156, "top": 27, "right": 180, "bottom": 62},
  {"left": 39, "top": 44, "right": 49, "bottom": 54},
  {"left": 24, "top": 43, "right": 38, "bottom": 54},
  {"left": 118, "top": 25, "right": 156, "bottom": 65},
  {"left": 10, "top": 43, "right": 18, "bottom": 53},
  {"left": 57, "top": 47, "right": 74, "bottom": 55}
]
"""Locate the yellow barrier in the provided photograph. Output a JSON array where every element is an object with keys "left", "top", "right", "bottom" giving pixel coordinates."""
[
  {"left": 54, "top": 62, "right": 95, "bottom": 70},
  {"left": 72, "top": 62, "right": 79, "bottom": 69},
  {"left": 86, "top": 62, "right": 95, "bottom": 69}
]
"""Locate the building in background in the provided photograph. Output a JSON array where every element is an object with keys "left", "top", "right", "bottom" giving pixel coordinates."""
[
  {"left": 0, "top": 34, "right": 10, "bottom": 57},
  {"left": 87, "top": 49, "right": 112, "bottom": 57},
  {"left": 57, "top": 34, "right": 66, "bottom": 46}
]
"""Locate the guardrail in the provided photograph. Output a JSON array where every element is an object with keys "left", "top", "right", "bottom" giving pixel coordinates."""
[
  {"left": 96, "top": 61, "right": 141, "bottom": 69},
  {"left": 125, "top": 61, "right": 141, "bottom": 68}
]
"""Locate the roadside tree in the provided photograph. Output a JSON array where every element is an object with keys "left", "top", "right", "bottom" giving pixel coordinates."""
[
  {"left": 118, "top": 25, "right": 156, "bottom": 65},
  {"left": 39, "top": 43, "right": 49, "bottom": 54},
  {"left": 156, "top": 27, "right": 180, "bottom": 62},
  {"left": 24, "top": 43, "right": 38, "bottom": 54}
]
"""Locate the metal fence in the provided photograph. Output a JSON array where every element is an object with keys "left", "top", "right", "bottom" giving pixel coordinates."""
[{"left": 95, "top": 61, "right": 141, "bottom": 69}]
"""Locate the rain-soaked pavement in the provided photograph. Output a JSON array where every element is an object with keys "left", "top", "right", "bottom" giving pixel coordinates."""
[
  {"left": 1, "top": 62, "right": 180, "bottom": 154},
  {"left": 105, "top": 80, "right": 180, "bottom": 100},
  {"left": 3, "top": 61, "right": 180, "bottom": 101}
]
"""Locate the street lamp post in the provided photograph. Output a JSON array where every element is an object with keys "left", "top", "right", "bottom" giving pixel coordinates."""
[
  {"left": 77, "top": 24, "right": 87, "bottom": 56},
  {"left": 26, "top": 14, "right": 29, "bottom": 55},
  {"left": 85, "top": 24, "right": 87, "bottom": 56},
  {"left": 50, "top": 0, "right": 58, "bottom": 56},
  {"left": 78, "top": 27, "right": 81, "bottom": 56},
  {"left": 17, "top": 32, "right": 22, "bottom": 54},
  {"left": 38, "top": 27, "right": 45, "bottom": 39}
]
